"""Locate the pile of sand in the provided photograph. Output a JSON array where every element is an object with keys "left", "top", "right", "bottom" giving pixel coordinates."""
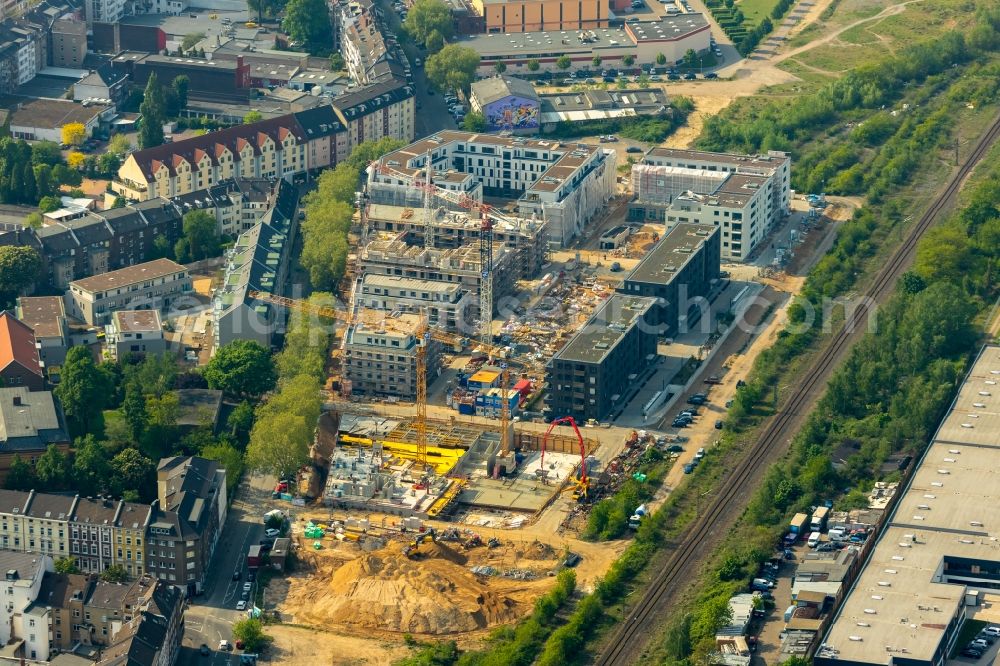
[{"left": 282, "top": 542, "right": 520, "bottom": 634}]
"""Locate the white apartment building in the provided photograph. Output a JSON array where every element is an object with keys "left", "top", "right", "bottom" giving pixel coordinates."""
[
  {"left": 65, "top": 258, "right": 193, "bottom": 326},
  {"left": 343, "top": 309, "right": 441, "bottom": 400},
  {"left": 360, "top": 274, "right": 475, "bottom": 332},
  {"left": 367, "top": 130, "right": 615, "bottom": 246},
  {"left": 0, "top": 552, "right": 53, "bottom": 659},
  {"left": 84, "top": 0, "right": 125, "bottom": 24},
  {"left": 629, "top": 148, "right": 791, "bottom": 262}
]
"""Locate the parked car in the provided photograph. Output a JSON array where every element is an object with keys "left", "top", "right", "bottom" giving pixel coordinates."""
[
  {"left": 242, "top": 582, "right": 253, "bottom": 593},
  {"left": 236, "top": 600, "right": 247, "bottom": 611},
  {"left": 232, "top": 570, "right": 240, "bottom": 581},
  {"left": 971, "top": 639, "right": 990, "bottom": 650},
  {"left": 668, "top": 73, "right": 681, "bottom": 80},
  {"left": 672, "top": 419, "right": 689, "bottom": 428},
  {"left": 984, "top": 626, "right": 1000, "bottom": 637},
  {"left": 219, "top": 640, "right": 233, "bottom": 651},
  {"left": 687, "top": 393, "right": 706, "bottom": 404},
  {"left": 715, "top": 419, "right": 724, "bottom": 430},
  {"left": 683, "top": 463, "right": 695, "bottom": 474},
  {"left": 199, "top": 644, "right": 211, "bottom": 656},
  {"left": 684, "top": 72, "right": 697, "bottom": 80},
  {"left": 264, "top": 528, "right": 281, "bottom": 538},
  {"left": 695, "top": 447, "right": 706, "bottom": 460},
  {"left": 667, "top": 444, "right": 685, "bottom": 453},
  {"left": 626, "top": 146, "right": 644, "bottom": 153},
  {"left": 564, "top": 552, "right": 582, "bottom": 567},
  {"left": 704, "top": 72, "right": 719, "bottom": 79}
]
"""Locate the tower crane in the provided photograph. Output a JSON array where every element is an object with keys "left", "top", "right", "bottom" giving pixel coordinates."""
[
  {"left": 539, "top": 416, "right": 590, "bottom": 502},
  {"left": 375, "top": 161, "right": 526, "bottom": 349}
]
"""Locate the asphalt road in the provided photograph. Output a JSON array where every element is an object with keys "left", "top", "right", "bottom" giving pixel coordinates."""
[
  {"left": 179, "top": 472, "right": 276, "bottom": 665},
  {"left": 373, "top": 0, "right": 458, "bottom": 137}
]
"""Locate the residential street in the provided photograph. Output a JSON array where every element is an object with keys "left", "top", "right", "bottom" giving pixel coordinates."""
[{"left": 179, "top": 471, "right": 277, "bottom": 665}]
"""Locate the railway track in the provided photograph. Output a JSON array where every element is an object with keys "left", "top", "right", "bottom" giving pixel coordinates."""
[{"left": 596, "top": 110, "right": 1000, "bottom": 666}]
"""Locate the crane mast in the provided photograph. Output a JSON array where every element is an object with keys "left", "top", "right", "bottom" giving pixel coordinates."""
[{"left": 422, "top": 151, "right": 434, "bottom": 250}]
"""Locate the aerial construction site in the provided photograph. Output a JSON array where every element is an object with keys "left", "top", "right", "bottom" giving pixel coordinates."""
[{"left": 256, "top": 135, "right": 843, "bottom": 654}]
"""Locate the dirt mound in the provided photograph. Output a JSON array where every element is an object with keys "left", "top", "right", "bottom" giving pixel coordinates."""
[
  {"left": 515, "top": 540, "right": 556, "bottom": 561},
  {"left": 283, "top": 542, "right": 520, "bottom": 635}
]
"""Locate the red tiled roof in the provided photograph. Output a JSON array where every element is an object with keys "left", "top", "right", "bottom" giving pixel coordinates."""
[
  {"left": 0, "top": 312, "right": 42, "bottom": 379},
  {"left": 127, "top": 113, "right": 306, "bottom": 180}
]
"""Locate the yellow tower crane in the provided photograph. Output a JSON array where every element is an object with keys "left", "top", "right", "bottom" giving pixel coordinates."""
[{"left": 248, "top": 293, "right": 546, "bottom": 475}]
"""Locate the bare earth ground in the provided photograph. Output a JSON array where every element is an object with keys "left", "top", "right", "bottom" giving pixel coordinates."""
[{"left": 264, "top": 624, "right": 410, "bottom": 666}]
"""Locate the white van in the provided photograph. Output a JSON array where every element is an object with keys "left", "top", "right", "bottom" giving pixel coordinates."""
[
  {"left": 807, "top": 531, "right": 822, "bottom": 548},
  {"left": 828, "top": 526, "right": 847, "bottom": 542}
]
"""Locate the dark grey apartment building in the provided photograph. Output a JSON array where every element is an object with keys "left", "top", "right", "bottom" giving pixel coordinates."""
[
  {"left": 545, "top": 294, "right": 657, "bottom": 422},
  {"left": 617, "top": 223, "right": 720, "bottom": 336}
]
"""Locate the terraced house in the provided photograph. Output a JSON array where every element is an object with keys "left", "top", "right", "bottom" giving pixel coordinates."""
[{"left": 113, "top": 114, "right": 310, "bottom": 201}]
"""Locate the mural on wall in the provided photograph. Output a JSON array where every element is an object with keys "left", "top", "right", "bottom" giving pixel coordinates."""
[{"left": 485, "top": 96, "right": 540, "bottom": 130}]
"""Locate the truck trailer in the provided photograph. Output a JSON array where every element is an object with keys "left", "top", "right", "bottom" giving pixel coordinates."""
[{"left": 247, "top": 545, "right": 263, "bottom": 569}]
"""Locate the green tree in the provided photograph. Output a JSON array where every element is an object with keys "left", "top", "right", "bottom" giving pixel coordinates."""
[
  {"left": 138, "top": 73, "right": 166, "bottom": 149},
  {"left": 205, "top": 340, "right": 278, "bottom": 399},
  {"left": 25, "top": 212, "right": 42, "bottom": 229},
  {"left": 54, "top": 557, "right": 81, "bottom": 574},
  {"left": 30, "top": 141, "right": 61, "bottom": 166},
  {"left": 461, "top": 111, "right": 487, "bottom": 132},
  {"left": 100, "top": 564, "right": 128, "bottom": 583},
  {"left": 283, "top": 0, "right": 334, "bottom": 55},
  {"left": 107, "top": 134, "right": 133, "bottom": 156},
  {"left": 404, "top": 0, "right": 454, "bottom": 49},
  {"left": 38, "top": 195, "right": 61, "bottom": 213},
  {"left": 172, "top": 75, "right": 190, "bottom": 109},
  {"left": 227, "top": 400, "right": 255, "bottom": 444},
  {"left": 202, "top": 442, "right": 244, "bottom": 495},
  {"left": 246, "top": 374, "right": 321, "bottom": 478},
  {"left": 35, "top": 444, "right": 71, "bottom": 490},
  {"left": 494, "top": 62, "right": 507, "bottom": 74},
  {"left": 4, "top": 455, "right": 36, "bottom": 491},
  {"left": 329, "top": 53, "right": 345, "bottom": 70},
  {"left": 527, "top": 59, "right": 540, "bottom": 71},
  {"left": 143, "top": 392, "right": 179, "bottom": 458},
  {"left": 623, "top": 55, "right": 635, "bottom": 67},
  {"left": 149, "top": 234, "right": 172, "bottom": 261},
  {"left": 232, "top": 618, "right": 270, "bottom": 652},
  {"left": 0, "top": 246, "right": 41, "bottom": 306},
  {"left": 33, "top": 164, "right": 51, "bottom": 197},
  {"left": 425, "top": 30, "right": 445, "bottom": 53},
  {"left": 556, "top": 55, "right": 572, "bottom": 70},
  {"left": 21, "top": 164, "right": 36, "bottom": 206},
  {"left": 243, "top": 110, "right": 263, "bottom": 124},
  {"left": 110, "top": 448, "right": 155, "bottom": 502},
  {"left": 683, "top": 48, "right": 697, "bottom": 69},
  {"left": 425, "top": 45, "right": 481, "bottom": 92},
  {"left": 181, "top": 33, "right": 205, "bottom": 51},
  {"left": 55, "top": 346, "right": 109, "bottom": 437},
  {"left": 248, "top": 0, "right": 285, "bottom": 18},
  {"left": 73, "top": 435, "right": 111, "bottom": 496},
  {"left": 182, "top": 209, "right": 220, "bottom": 260},
  {"left": 656, "top": 52, "right": 667, "bottom": 65},
  {"left": 591, "top": 55, "right": 602, "bottom": 68}
]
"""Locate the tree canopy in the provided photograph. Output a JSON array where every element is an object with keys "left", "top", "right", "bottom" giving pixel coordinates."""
[
  {"left": 205, "top": 340, "right": 278, "bottom": 399},
  {"left": 0, "top": 246, "right": 41, "bottom": 308},
  {"left": 404, "top": 0, "right": 454, "bottom": 52},
  {"left": 179, "top": 209, "right": 220, "bottom": 262},
  {"left": 283, "top": 0, "right": 334, "bottom": 55},
  {"left": 55, "top": 346, "right": 111, "bottom": 437},
  {"left": 138, "top": 73, "right": 166, "bottom": 149},
  {"left": 425, "top": 45, "right": 480, "bottom": 92}
]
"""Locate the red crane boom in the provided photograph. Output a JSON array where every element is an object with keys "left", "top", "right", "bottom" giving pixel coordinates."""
[{"left": 539, "top": 416, "right": 588, "bottom": 486}]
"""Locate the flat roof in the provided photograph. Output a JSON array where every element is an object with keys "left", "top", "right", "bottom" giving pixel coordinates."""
[
  {"left": 346, "top": 308, "right": 422, "bottom": 345},
  {"left": 362, "top": 273, "right": 463, "bottom": 294},
  {"left": 820, "top": 345, "right": 1000, "bottom": 665},
  {"left": 111, "top": 310, "right": 162, "bottom": 333},
  {"left": 70, "top": 258, "right": 186, "bottom": 294},
  {"left": 455, "top": 14, "right": 708, "bottom": 57},
  {"left": 375, "top": 130, "right": 606, "bottom": 200},
  {"left": 645, "top": 147, "right": 790, "bottom": 172},
  {"left": 15, "top": 296, "right": 65, "bottom": 340},
  {"left": 553, "top": 294, "right": 656, "bottom": 365},
  {"left": 625, "top": 223, "right": 716, "bottom": 286},
  {"left": 9, "top": 98, "right": 108, "bottom": 130}
]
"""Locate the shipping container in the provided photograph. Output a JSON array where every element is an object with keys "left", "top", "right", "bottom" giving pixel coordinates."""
[{"left": 789, "top": 512, "right": 808, "bottom": 534}]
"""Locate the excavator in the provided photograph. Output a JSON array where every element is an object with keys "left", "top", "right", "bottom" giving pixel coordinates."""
[{"left": 539, "top": 416, "right": 591, "bottom": 502}]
